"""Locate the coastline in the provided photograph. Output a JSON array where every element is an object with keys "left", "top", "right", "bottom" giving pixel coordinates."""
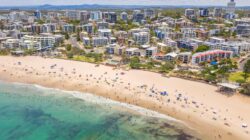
[
  {"left": 2, "top": 80, "right": 181, "bottom": 121},
  {"left": 0, "top": 56, "right": 250, "bottom": 140}
]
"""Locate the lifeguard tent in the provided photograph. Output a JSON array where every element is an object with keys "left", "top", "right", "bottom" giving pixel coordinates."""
[{"left": 217, "top": 83, "right": 240, "bottom": 94}]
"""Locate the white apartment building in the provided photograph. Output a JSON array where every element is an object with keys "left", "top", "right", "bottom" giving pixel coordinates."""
[
  {"left": 178, "top": 52, "right": 192, "bottom": 63},
  {"left": 208, "top": 37, "right": 226, "bottom": 44},
  {"left": 164, "top": 52, "right": 178, "bottom": 61},
  {"left": 21, "top": 35, "right": 56, "bottom": 50},
  {"left": 125, "top": 48, "right": 142, "bottom": 56},
  {"left": 90, "top": 11, "right": 102, "bottom": 21},
  {"left": 19, "top": 40, "right": 40, "bottom": 50},
  {"left": 191, "top": 50, "right": 233, "bottom": 64},
  {"left": 82, "top": 37, "right": 90, "bottom": 46},
  {"left": 2, "top": 39, "right": 20, "bottom": 49},
  {"left": 236, "top": 24, "right": 250, "bottom": 37},
  {"left": 205, "top": 37, "right": 250, "bottom": 55},
  {"left": 132, "top": 32, "right": 150, "bottom": 45},
  {"left": 92, "top": 37, "right": 108, "bottom": 47},
  {"left": 163, "top": 38, "right": 177, "bottom": 48},
  {"left": 146, "top": 47, "right": 157, "bottom": 57},
  {"left": 65, "top": 10, "right": 80, "bottom": 20},
  {"left": 181, "top": 28, "right": 197, "bottom": 38},
  {"left": 98, "top": 29, "right": 112, "bottom": 38},
  {"left": 185, "top": 9, "right": 196, "bottom": 19},
  {"left": 63, "top": 24, "right": 75, "bottom": 33}
]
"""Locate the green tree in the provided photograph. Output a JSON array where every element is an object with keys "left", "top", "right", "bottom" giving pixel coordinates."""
[
  {"left": 195, "top": 45, "right": 209, "bottom": 53},
  {"left": 162, "top": 47, "right": 173, "bottom": 54},
  {"left": 93, "top": 26, "right": 98, "bottom": 34},
  {"left": 243, "top": 60, "right": 250, "bottom": 81},
  {"left": 64, "top": 33, "right": 69, "bottom": 40},
  {"left": 37, "top": 20, "right": 45, "bottom": 24},
  {"left": 85, "top": 53, "right": 103, "bottom": 62},
  {"left": 76, "top": 29, "right": 81, "bottom": 42},
  {"left": 201, "top": 66, "right": 217, "bottom": 82},
  {"left": 160, "top": 62, "right": 175, "bottom": 73},
  {"left": 232, "top": 31, "right": 237, "bottom": 38},
  {"left": 0, "top": 49, "right": 10, "bottom": 56},
  {"left": 69, "top": 20, "right": 80, "bottom": 26},
  {"left": 241, "top": 82, "right": 250, "bottom": 95},
  {"left": 161, "top": 9, "right": 183, "bottom": 19},
  {"left": 66, "top": 44, "right": 72, "bottom": 51},
  {"left": 67, "top": 52, "right": 74, "bottom": 58},
  {"left": 129, "top": 56, "right": 141, "bottom": 69},
  {"left": 71, "top": 47, "right": 85, "bottom": 55},
  {"left": 0, "top": 21, "right": 4, "bottom": 30},
  {"left": 24, "top": 49, "right": 35, "bottom": 56}
]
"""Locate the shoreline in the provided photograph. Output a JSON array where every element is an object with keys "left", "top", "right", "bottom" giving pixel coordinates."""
[
  {"left": 0, "top": 56, "right": 250, "bottom": 140},
  {"left": 5, "top": 80, "right": 180, "bottom": 121}
]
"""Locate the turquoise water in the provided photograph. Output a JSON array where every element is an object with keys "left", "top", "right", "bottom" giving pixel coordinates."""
[{"left": 0, "top": 81, "right": 198, "bottom": 140}]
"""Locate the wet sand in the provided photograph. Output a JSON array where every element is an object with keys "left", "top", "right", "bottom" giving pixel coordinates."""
[{"left": 0, "top": 56, "right": 250, "bottom": 140}]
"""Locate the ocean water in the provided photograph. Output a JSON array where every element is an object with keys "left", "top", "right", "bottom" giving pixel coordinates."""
[{"left": 0, "top": 81, "right": 198, "bottom": 140}]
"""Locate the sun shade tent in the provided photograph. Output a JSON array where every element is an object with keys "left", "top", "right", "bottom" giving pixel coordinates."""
[{"left": 217, "top": 83, "right": 240, "bottom": 93}]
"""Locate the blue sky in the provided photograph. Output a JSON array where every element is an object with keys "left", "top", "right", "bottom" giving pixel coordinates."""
[{"left": 0, "top": 0, "right": 250, "bottom": 6}]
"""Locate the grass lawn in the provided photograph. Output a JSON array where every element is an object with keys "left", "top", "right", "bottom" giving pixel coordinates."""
[
  {"left": 229, "top": 72, "right": 250, "bottom": 83},
  {"left": 72, "top": 55, "right": 96, "bottom": 63}
]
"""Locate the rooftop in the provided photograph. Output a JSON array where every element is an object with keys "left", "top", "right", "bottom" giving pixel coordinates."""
[{"left": 218, "top": 83, "right": 240, "bottom": 90}]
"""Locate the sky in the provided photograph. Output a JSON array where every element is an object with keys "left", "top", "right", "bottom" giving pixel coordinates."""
[{"left": 0, "top": 0, "right": 250, "bottom": 6}]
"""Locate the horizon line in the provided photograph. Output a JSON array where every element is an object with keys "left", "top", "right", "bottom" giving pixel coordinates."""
[{"left": 0, "top": 4, "right": 250, "bottom": 7}]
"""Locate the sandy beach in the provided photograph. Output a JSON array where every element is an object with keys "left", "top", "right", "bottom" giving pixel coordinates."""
[{"left": 0, "top": 56, "right": 250, "bottom": 140}]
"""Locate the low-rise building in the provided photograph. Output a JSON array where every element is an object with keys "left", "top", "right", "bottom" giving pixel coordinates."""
[
  {"left": 185, "top": 9, "right": 196, "bottom": 19},
  {"left": 132, "top": 32, "right": 150, "bottom": 45},
  {"left": 199, "top": 8, "right": 209, "bottom": 17},
  {"left": 205, "top": 39, "right": 250, "bottom": 55},
  {"left": 178, "top": 52, "right": 192, "bottom": 63},
  {"left": 181, "top": 28, "right": 197, "bottom": 38},
  {"left": 146, "top": 47, "right": 157, "bottom": 57},
  {"left": 213, "top": 8, "right": 223, "bottom": 17},
  {"left": 63, "top": 24, "right": 75, "bottom": 33},
  {"left": 236, "top": 24, "right": 250, "bottom": 37},
  {"left": 98, "top": 29, "right": 112, "bottom": 38},
  {"left": 92, "top": 36, "right": 108, "bottom": 47},
  {"left": 126, "top": 48, "right": 141, "bottom": 56},
  {"left": 144, "top": 9, "right": 156, "bottom": 19},
  {"left": 191, "top": 50, "right": 233, "bottom": 64},
  {"left": 90, "top": 11, "right": 103, "bottom": 21},
  {"left": 163, "top": 38, "right": 177, "bottom": 48},
  {"left": 164, "top": 52, "right": 178, "bottom": 61},
  {"left": 41, "top": 23, "right": 57, "bottom": 33},
  {"left": 196, "top": 29, "right": 209, "bottom": 39},
  {"left": 2, "top": 39, "right": 20, "bottom": 49},
  {"left": 177, "top": 39, "right": 200, "bottom": 51},
  {"left": 97, "top": 21, "right": 109, "bottom": 29},
  {"left": 65, "top": 10, "right": 80, "bottom": 20},
  {"left": 82, "top": 23, "right": 93, "bottom": 34},
  {"left": 105, "top": 44, "right": 126, "bottom": 55},
  {"left": 208, "top": 37, "right": 226, "bottom": 44},
  {"left": 120, "top": 12, "right": 128, "bottom": 21},
  {"left": 83, "top": 37, "right": 91, "bottom": 46},
  {"left": 21, "top": 35, "right": 56, "bottom": 50},
  {"left": 19, "top": 40, "right": 40, "bottom": 50},
  {"left": 133, "top": 10, "right": 144, "bottom": 23}
]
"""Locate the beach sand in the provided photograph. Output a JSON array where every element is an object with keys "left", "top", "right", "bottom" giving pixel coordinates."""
[{"left": 0, "top": 56, "right": 250, "bottom": 140}]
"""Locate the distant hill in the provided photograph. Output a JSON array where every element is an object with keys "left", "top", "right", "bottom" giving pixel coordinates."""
[{"left": 0, "top": 4, "right": 250, "bottom": 10}]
